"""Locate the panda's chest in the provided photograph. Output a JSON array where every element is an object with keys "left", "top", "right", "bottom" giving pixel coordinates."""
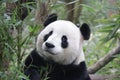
[
  {"left": 40, "top": 62, "right": 83, "bottom": 80},
  {"left": 39, "top": 64, "right": 65, "bottom": 80}
]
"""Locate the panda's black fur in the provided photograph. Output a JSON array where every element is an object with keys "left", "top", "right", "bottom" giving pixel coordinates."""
[{"left": 23, "top": 14, "right": 91, "bottom": 80}]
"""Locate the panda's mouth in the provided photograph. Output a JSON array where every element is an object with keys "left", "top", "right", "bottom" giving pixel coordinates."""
[
  {"left": 44, "top": 49, "right": 56, "bottom": 55},
  {"left": 42, "top": 43, "right": 57, "bottom": 55}
]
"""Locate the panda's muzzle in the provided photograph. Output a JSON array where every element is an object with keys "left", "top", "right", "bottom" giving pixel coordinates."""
[
  {"left": 45, "top": 42, "right": 55, "bottom": 48},
  {"left": 43, "top": 42, "right": 56, "bottom": 55}
]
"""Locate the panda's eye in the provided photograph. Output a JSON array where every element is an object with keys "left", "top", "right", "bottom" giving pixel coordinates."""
[
  {"left": 62, "top": 35, "right": 67, "bottom": 42},
  {"left": 44, "top": 31, "right": 53, "bottom": 41},
  {"left": 49, "top": 31, "right": 53, "bottom": 35},
  {"left": 61, "top": 35, "right": 68, "bottom": 48}
]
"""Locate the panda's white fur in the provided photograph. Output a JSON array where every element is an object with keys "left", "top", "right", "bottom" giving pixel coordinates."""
[{"left": 36, "top": 20, "right": 85, "bottom": 65}]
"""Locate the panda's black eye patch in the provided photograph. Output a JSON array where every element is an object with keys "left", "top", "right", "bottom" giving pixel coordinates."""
[
  {"left": 44, "top": 31, "right": 53, "bottom": 41},
  {"left": 62, "top": 36, "right": 67, "bottom": 42},
  {"left": 61, "top": 35, "right": 68, "bottom": 48}
]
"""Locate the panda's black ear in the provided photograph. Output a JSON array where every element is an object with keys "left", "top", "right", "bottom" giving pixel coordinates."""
[
  {"left": 44, "top": 13, "right": 57, "bottom": 27},
  {"left": 80, "top": 23, "right": 91, "bottom": 40}
]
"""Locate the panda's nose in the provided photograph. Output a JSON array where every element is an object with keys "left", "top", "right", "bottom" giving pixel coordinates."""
[{"left": 45, "top": 42, "right": 55, "bottom": 48}]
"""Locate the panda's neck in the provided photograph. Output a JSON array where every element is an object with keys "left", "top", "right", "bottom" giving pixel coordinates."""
[{"left": 73, "top": 49, "right": 85, "bottom": 65}]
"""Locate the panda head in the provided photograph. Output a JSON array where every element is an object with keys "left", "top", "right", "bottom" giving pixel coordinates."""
[{"left": 36, "top": 14, "right": 90, "bottom": 65}]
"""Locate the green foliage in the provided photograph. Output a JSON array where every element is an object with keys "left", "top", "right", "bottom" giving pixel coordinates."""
[
  {"left": 82, "top": 0, "right": 120, "bottom": 78},
  {"left": 0, "top": 0, "right": 120, "bottom": 80},
  {"left": 99, "top": 15, "right": 120, "bottom": 43},
  {"left": 3, "top": 0, "right": 18, "bottom": 3},
  {"left": 0, "top": 1, "right": 15, "bottom": 69},
  {"left": 0, "top": 0, "right": 39, "bottom": 80}
]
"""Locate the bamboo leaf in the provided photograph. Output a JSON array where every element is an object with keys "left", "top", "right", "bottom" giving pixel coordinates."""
[{"left": 80, "top": 4, "right": 95, "bottom": 12}]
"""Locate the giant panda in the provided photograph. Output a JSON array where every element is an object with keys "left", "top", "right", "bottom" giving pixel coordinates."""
[{"left": 23, "top": 13, "right": 91, "bottom": 80}]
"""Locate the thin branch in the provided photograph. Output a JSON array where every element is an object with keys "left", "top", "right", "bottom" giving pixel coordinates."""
[
  {"left": 88, "top": 45, "right": 120, "bottom": 74},
  {"left": 90, "top": 74, "right": 120, "bottom": 80},
  {"left": 64, "top": 0, "right": 75, "bottom": 21},
  {"left": 73, "top": 0, "right": 83, "bottom": 24},
  {"left": 35, "top": 0, "right": 49, "bottom": 25}
]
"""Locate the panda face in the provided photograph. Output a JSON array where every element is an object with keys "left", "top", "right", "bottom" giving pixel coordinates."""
[
  {"left": 36, "top": 20, "right": 85, "bottom": 65},
  {"left": 43, "top": 30, "right": 68, "bottom": 53}
]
